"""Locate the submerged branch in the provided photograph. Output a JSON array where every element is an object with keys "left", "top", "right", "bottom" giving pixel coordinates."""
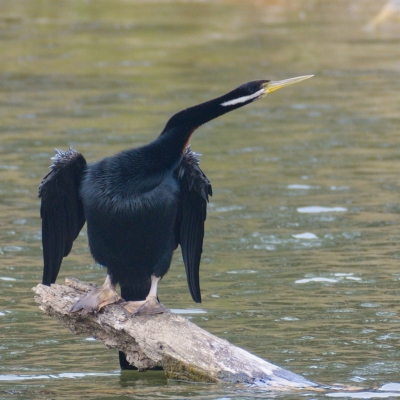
[{"left": 33, "top": 278, "right": 319, "bottom": 390}]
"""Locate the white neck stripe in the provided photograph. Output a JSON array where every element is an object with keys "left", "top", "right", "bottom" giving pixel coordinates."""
[{"left": 220, "top": 88, "right": 265, "bottom": 107}]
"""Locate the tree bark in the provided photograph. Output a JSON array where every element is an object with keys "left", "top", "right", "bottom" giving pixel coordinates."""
[{"left": 33, "top": 278, "right": 320, "bottom": 390}]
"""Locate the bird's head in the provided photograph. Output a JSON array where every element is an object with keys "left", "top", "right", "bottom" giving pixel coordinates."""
[{"left": 220, "top": 75, "right": 313, "bottom": 107}]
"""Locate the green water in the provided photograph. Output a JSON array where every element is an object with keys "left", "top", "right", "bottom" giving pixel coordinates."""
[{"left": 1, "top": 0, "right": 400, "bottom": 398}]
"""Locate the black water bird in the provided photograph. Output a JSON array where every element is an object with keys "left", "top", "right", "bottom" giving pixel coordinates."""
[{"left": 39, "top": 75, "right": 312, "bottom": 328}]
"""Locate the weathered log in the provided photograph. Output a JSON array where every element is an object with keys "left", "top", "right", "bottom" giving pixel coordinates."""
[{"left": 33, "top": 278, "right": 320, "bottom": 390}]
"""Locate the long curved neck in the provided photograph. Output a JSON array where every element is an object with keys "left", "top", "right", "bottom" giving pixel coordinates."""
[{"left": 158, "top": 84, "right": 264, "bottom": 153}]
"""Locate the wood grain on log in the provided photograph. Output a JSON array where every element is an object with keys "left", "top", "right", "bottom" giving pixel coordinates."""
[{"left": 33, "top": 278, "right": 320, "bottom": 390}]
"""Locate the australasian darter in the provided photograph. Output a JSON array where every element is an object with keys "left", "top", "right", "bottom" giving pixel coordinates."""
[{"left": 39, "top": 75, "right": 312, "bottom": 369}]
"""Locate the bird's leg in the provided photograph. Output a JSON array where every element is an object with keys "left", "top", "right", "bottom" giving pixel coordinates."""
[
  {"left": 123, "top": 274, "right": 168, "bottom": 315},
  {"left": 70, "top": 274, "right": 121, "bottom": 314}
]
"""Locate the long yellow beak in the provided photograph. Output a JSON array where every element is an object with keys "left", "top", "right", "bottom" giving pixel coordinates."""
[{"left": 263, "top": 75, "right": 314, "bottom": 94}]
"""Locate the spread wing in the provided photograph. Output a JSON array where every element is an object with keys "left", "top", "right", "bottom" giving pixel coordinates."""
[
  {"left": 175, "top": 147, "right": 212, "bottom": 303},
  {"left": 38, "top": 147, "right": 87, "bottom": 285}
]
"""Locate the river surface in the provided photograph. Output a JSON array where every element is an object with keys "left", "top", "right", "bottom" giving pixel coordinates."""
[{"left": 1, "top": 0, "right": 400, "bottom": 399}]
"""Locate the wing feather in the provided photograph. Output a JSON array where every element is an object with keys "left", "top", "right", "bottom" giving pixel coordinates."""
[
  {"left": 38, "top": 147, "right": 87, "bottom": 285},
  {"left": 175, "top": 147, "right": 212, "bottom": 303}
]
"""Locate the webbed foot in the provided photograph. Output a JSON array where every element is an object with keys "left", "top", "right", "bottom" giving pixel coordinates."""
[
  {"left": 123, "top": 296, "right": 168, "bottom": 315},
  {"left": 70, "top": 275, "right": 120, "bottom": 314}
]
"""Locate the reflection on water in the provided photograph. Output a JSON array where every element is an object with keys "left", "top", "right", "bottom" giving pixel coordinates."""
[{"left": 1, "top": 0, "right": 400, "bottom": 398}]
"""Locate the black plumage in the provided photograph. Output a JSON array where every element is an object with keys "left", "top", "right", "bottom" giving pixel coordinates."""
[{"left": 39, "top": 144, "right": 210, "bottom": 302}]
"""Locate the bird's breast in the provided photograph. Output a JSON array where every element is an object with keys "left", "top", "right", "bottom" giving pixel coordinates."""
[{"left": 81, "top": 170, "right": 179, "bottom": 215}]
